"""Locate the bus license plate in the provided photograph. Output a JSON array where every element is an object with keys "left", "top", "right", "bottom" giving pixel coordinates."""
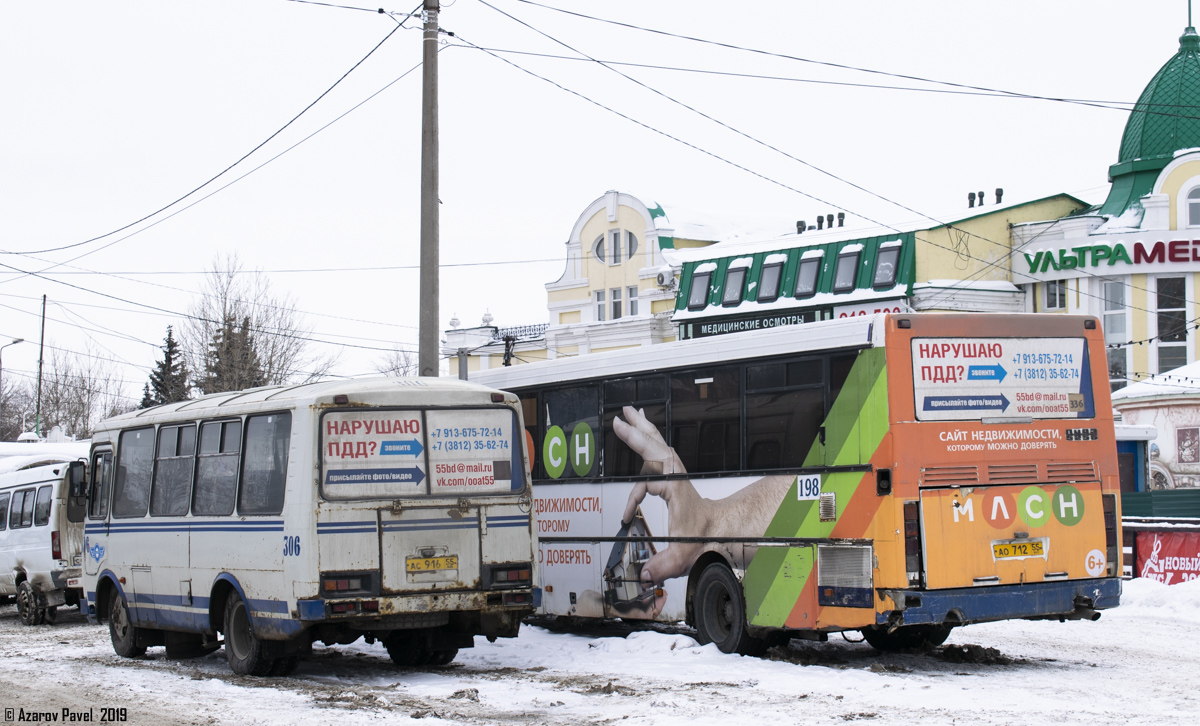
[
  {"left": 992, "top": 540, "right": 1045, "bottom": 559},
  {"left": 406, "top": 555, "right": 459, "bottom": 572}
]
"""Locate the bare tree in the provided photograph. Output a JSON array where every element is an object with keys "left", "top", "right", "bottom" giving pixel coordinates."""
[
  {"left": 180, "top": 254, "right": 337, "bottom": 393},
  {"left": 16, "top": 346, "right": 133, "bottom": 440},
  {"left": 375, "top": 347, "right": 418, "bottom": 377}
]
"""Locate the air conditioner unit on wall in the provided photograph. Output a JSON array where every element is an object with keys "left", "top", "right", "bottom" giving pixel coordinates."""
[{"left": 656, "top": 270, "right": 675, "bottom": 288}]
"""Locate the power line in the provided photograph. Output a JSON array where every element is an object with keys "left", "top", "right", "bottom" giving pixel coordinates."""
[
  {"left": 505, "top": 0, "right": 1200, "bottom": 123},
  {"left": 21, "top": 256, "right": 565, "bottom": 276},
  {"left": 0, "top": 18, "right": 403, "bottom": 259}
]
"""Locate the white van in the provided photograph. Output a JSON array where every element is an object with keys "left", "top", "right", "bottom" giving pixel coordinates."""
[{"left": 0, "top": 456, "right": 87, "bottom": 625}]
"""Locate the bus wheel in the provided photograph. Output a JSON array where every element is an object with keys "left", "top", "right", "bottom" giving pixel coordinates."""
[
  {"left": 424, "top": 649, "right": 458, "bottom": 666},
  {"left": 16, "top": 581, "right": 45, "bottom": 626},
  {"left": 267, "top": 656, "right": 301, "bottom": 677},
  {"left": 109, "top": 593, "right": 146, "bottom": 658},
  {"left": 861, "top": 624, "right": 954, "bottom": 652},
  {"left": 384, "top": 633, "right": 425, "bottom": 667},
  {"left": 693, "top": 563, "right": 768, "bottom": 656},
  {"left": 223, "top": 593, "right": 277, "bottom": 676}
]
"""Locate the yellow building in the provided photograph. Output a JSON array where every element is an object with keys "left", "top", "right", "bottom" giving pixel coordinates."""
[{"left": 443, "top": 191, "right": 720, "bottom": 374}]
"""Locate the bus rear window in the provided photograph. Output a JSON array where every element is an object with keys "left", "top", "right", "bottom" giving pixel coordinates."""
[{"left": 912, "top": 337, "right": 1095, "bottom": 421}]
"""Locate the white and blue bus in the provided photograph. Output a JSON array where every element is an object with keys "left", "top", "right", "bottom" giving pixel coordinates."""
[{"left": 80, "top": 377, "right": 537, "bottom": 675}]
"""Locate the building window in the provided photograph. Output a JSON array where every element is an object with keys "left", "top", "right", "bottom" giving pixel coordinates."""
[
  {"left": 723, "top": 266, "right": 747, "bottom": 306},
  {"left": 1104, "top": 280, "right": 1128, "bottom": 391},
  {"left": 833, "top": 249, "right": 859, "bottom": 293},
  {"left": 593, "top": 235, "right": 605, "bottom": 263},
  {"left": 688, "top": 271, "right": 711, "bottom": 310},
  {"left": 611, "top": 287, "right": 623, "bottom": 320},
  {"left": 1157, "top": 276, "right": 1187, "bottom": 373},
  {"left": 609, "top": 230, "right": 623, "bottom": 265},
  {"left": 1045, "top": 280, "right": 1066, "bottom": 310},
  {"left": 1189, "top": 187, "right": 1200, "bottom": 227},
  {"left": 595, "top": 290, "right": 606, "bottom": 321},
  {"left": 795, "top": 258, "right": 820, "bottom": 298},
  {"left": 628, "top": 286, "right": 639, "bottom": 316},
  {"left": 873, "top": 244, "right": 900, "bottom": 288},
  {"left": 627, "top": 232, "right": 639, "bottom": 260},
  {"left": 758, "top": 262, "right": 783, "bottom": 302}
]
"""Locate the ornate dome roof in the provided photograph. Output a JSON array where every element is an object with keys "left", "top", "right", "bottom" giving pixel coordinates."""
[
  {"left": 1100, "top": 27, "right": 1200, "bottom": 216},
  {"left": 1118, "top": 26, "right": 1200, "bottom": 164}
]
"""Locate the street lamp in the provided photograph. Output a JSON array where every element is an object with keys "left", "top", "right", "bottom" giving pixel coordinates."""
[{"left": 0, "top": 337, "right": 25, "bottom": 441}]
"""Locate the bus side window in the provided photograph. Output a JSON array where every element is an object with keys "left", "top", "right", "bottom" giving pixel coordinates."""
[
  {"left": 194, "top": 420, "right": 241, "bottom": 516},
  {"left": 0, "top": 492, "right": 10, "bottom": 531},
  {"left": 89, "top": 453, "right": 112, "bottom": 520},
  {"left": 543, "top": 386, "right": 599, "bottom": 479},
  {"left": 746, "top": 359, "right": 824, "bottom": 470},
  {"left": 828, "top": 353, "right": 858, "bottom": 413},
  {"left": 19, "top": 489, "right": 35, "bottom": 528},
  {"left": 33, "top": 485, "right": 53, "bottom": 527},
  {"left": 112, "top": 428, "right": 155, "bottom": 518},
  {"left": 603, "top": 376, "right": 667, "bottom": 477},
  {"left": 671, "top": 368, "right": 741, "bottom": 473},
  {"left": 151, "top": 424, "right": 196, "bottom": 517},
  {"left": 238, "top": 413, "right": 291, "bottom": 516}
]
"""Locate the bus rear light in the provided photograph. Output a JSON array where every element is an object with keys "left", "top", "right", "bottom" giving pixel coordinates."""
[
  {"left": 324, "top": 578, "right": 363, "bottom": 592},
  {"left": 503, "top": 592, "right": 531, "bottom": 606},
  {"left": 487, "top": 563, "right": 532, "bottom": 588},
  {"left": 320, "top": 572, "right": 377, "bottom": 598},
  {"left": 903, "top": 501, "right": 923, "bottom": 587},
  {"left": 51, "top": 531, "right": 61, "bottom": 560},
  {"left": 1103, "top": 494, "right": 1119, "bottom": 577},
  {"left": 361, "top": 600, "right": 379, "bottom": 612},
  {"left": 330, "top": 602, "right": 355, "bottom": 613}
]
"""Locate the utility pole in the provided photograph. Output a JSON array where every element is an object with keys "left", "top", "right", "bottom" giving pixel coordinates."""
[
  {"left": 35, "top": 294, "right": 46, "bottom": 437},
  {"left": 418, "top": 0, "right": 440, "bottom": 377}
]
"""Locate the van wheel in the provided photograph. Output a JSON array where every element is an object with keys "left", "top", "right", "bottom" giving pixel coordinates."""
[
  {"left": 17, "top": 581, "right": 44, "bottom": 626},
  {"left": 861, "top": 624, "right": 954, "bottom": 651},
  {"left": 109, "top": 593, "right": 146, "bottom": 657},
  {"left": 693, "top": 562, "right": 768, "bottom": 656},
  {"left": 223, "top": 593, "right": 277, "bottom": 676}
]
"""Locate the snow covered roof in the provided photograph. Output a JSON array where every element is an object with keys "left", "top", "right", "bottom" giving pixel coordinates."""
[{"left": 1111, "top": 359, "right": 1200, "bottom": 401}]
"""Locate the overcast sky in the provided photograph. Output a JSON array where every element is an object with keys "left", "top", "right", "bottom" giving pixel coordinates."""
[{"left": 0, "top": 0, "right": 1189, "bottom": 406}]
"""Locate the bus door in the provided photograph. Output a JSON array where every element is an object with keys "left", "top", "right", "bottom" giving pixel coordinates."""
[
  {"left": 919, "top": 481, "right": 1110, "bottom": 589},
  {"left": 83, "top": 448, "right": 112, "bottom": 579}
]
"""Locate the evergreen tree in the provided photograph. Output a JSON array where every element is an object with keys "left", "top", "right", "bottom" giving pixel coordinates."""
[
  {"left": 200, "top": 315, "right": 266, "bottom": 394},
  {"left": 144, "top": 326, "right": 190, "bottom": 406},
  {"left": 139, "top": 383, "right": 155, "bottom": 409}
]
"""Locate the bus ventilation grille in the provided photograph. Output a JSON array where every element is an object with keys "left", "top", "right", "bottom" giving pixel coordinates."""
[
  {"left": 920, "top": 466, "right": 978, "bottom": 486},
  {"left": 1045, "top": 461, "right": 1097, "bottom": 482},
  {"left": 986, "top": 464, "right": 1039, "bottom": 484}
]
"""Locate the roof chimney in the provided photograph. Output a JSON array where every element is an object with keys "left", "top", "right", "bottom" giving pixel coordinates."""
[
  {"left": 826, "top": 214, "right": 834, "bottom": 230},
  {"left": 816, "top": 216, "right": 825, "bottom": 230},
  {"left": 837, "top": 212, "right": 845, "bottom": 227},
  {"left": 968, "top": 192, "right": 976, "bottom": 208},
  {"left": 995, "top": 187, "right": 1004, "bottom": 205},
  {"left": 796, "top": 220, "right": 806, "bottom": 234},
  {"left": 977, "top": 190, "right": 985, "bottom": 206}
]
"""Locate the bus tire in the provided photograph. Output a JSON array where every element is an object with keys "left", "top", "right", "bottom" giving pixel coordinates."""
[
  {"left": 861, "top": 624, "right": 954, "bottom": 652},
  {"left": 223, "top": 593, "right": 277, "bottom": 676},
  {"left": 267, "top": 655, "right": 301, "bottom": 677},
  {"left": 109, "top": 592, "right": 146, "bottom": 658},
  {"left": 17, "top": 581, "right": 44, "bottom": 626},
  {"left": 693, "top": 562, "right": 768, "bottom": 657},
  {"left": 384, "top": 632, "right": 425, "bottom": 667},
  {"left": 425, "top": 649, "right": 458, "bottom": 666}
]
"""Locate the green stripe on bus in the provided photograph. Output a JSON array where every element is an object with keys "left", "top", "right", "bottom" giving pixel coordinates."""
[{"left": 743, "top": 349, "right": 889, "bottom": 626}]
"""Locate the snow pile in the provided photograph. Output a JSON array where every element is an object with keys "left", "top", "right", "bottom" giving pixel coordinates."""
[{"left": 1115, "top": 576, "right": 1200, "bottom": 623}]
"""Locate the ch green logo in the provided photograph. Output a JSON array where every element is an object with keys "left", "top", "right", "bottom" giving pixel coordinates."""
[
  {"left": 1018, "top": 485, "right": 1084, "bottom": 527},
  {"left": 570, "top": 421, "right": 595, "bottom": 477},
  {"left": 543, "top": 426, "right": 566, "bottom": 478}
]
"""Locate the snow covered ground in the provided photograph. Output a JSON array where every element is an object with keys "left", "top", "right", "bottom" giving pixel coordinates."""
[{"left": 1, "top": 578, "right": 1196, "bottom": 725}]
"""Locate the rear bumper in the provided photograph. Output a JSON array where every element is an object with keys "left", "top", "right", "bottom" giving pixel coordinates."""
[{"left": 878, "top": 578, "right": 1122, "bottom": 626}]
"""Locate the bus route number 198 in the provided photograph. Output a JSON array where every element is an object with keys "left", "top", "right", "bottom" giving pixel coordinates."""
[{"left": 797, "top": 475, "right": 822, "bottom": 500}]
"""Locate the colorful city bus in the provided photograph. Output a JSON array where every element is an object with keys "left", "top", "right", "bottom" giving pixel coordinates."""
[
  {"left": 473, "top": 313, "right": 1121, "bottom": 654},
  {"left": 80, "top": 378, "right": 536, "bottom": 675}
]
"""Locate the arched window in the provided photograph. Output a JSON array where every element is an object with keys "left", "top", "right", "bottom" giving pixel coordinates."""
[
  {"left": 593, "top": 235, "right": 605, "bottom": 263},
  {"left": 1188, "top": 187, "right": 1200, "bottom": 227}
]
